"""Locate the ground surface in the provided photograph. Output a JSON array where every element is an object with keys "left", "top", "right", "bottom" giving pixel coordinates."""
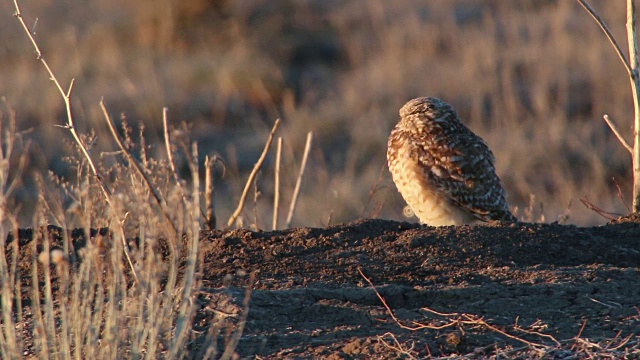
[{"left": 12, "top": 217, "right": 640, "bottom": 359}]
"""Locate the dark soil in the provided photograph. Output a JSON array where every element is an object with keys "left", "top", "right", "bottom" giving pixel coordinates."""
[{"left": 10, "top": 218, "right": 640, "bottom": 359}]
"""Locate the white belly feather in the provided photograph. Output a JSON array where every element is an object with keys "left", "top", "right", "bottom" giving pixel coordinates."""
[{"left": 389, "top": 144, "right": 476, "bottom": 226}]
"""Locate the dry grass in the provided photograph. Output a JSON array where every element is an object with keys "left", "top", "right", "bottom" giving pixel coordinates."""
[
  {"left": 1, "top": 4, "right": 238, "bottom": 350},
  {"left": 0, "top": 103, "right": 254, "bottom": 357},
  {"left": 2, "top": 1, "right": 637, "bottom": 226},
  {"left": 3, "top": 3, "right": 637, "bottom": 357}
]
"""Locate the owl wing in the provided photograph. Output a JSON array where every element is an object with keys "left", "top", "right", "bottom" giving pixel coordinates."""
[{"left": 412, "top": 127, "right": 513, "bottom": 222}]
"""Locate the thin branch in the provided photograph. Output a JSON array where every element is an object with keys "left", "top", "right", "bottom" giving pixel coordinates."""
[
  {"left": 13, "top": 1, "right": 65, "bottom": 98},
  {"left": 252, "top": 173, "right": 260, "bottom": 229},
  {"left": 514, "top": 323, "right": 562, "bottom": 347},
  {"left": 358, "top": 268, "right": 431, "bottom": 331},
  {"left": 463, "top": 314, "right": 550, "bottom": 349},
  {"left": 13, "top": 0, "right": 141, "bottom": 283},
  {"left": 286, "top": 131, "right": 313, "bottom": 228},
  {"left": 361, "top": 162, "right": 389, "bottom": 218},
  {"left": 575, "top": 0, "right": 633, "bottom": 76},
  {"left": 4, "top": 141, "right": 31, "bottom": 198},
  {"left": 205, "top": 156, "right": 217, "bottom": 230},
  {"left": 169, "top": 142, "right": 201, "bottom": 358},
  {"left": 101, "top": 99, "right": 179, "bottom": 234},
  {"left": 579, "top": 196, "right": 619, "bottom": 220},
  {"left": 162, "top": 107, "right": 188, "bottom": 203},
  {"left": 628, "top": 0, "right": 640, "bottom": 212},
  {"left": 577, "top": 0, "right": 640, "bottom": 212},
  {"left": 571, "top": 320, "right": 589, "bottom": 351},
  {"left": 603, "top": 114, "right": 633, "bottom": 154},
  {"left": 272, "top": 137, "right": 282, "bottom": 230},
  {"left": 101, "top": 102, "right": 178, "bottom": 290},
  {"left": 358, "top": 268, "right": 555, "bottom": 351},
  {"left": 227, "top": 119, "right": 280, "bottom": 228},
  {"left": 607, "top": 333, "right": 635, "bottom": 351},
  {"left": 14, "top": 2, "right": 104, "bottom": 189},
  {"left": 613, "top": 177, "right": 632, "bottom": 212}
]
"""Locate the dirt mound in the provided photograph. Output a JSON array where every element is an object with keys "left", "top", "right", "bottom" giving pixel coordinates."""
[{"left": 11, "top": 219, "right": 640, "bottom": 358}]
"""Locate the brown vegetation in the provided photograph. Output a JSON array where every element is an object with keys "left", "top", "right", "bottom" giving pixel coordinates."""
[
  {"left": 1, "top": 1, "right": 639, "bottom": 359},
  {"left": 1, "top": 1, "right": 637, "bottom": 226}
]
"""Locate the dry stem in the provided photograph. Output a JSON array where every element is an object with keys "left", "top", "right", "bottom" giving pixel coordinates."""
[
  {"left": 577, "top": 0, "right": 640, "bottom": 212},
  {"left": 101, "top": 100, "right": 179, "bottom": 235},
  {"left": 575, "top": 0, "right": 633, "bottom": 76},
  {"left": 227, "top": 119, "right": 280, "bottom": 228},
  {"left": 603, "top": 115, "right": 633, "bottom": 154},
  {"left": 170, "top": 142, "right": 202, "bottom": 358},
  {"left": 358, "top": 268, "right": 556, "bottom": 351},
  {"left": 628, "top": 0, "right": 640, "bottom": 212},
  {"left": 13, "top": 0, "right": 139, "bottom": 283},
  {"left": 162, "top": 107, "right": 189, "bottom": 205},
  {"left": 13, "top": 2, "right": 106, "bottom": 194},
  {"left": 579, "top": 196, "right": 619, "bottom": 220},
  {"left": 272, "top": 137, "right": 283, "bottom": 230},
  {"left": 205, "top": 156, "right": 217, "bottom": 229},
  {"left": 286, "top": 131, "right": 313, "bottom": 228}
]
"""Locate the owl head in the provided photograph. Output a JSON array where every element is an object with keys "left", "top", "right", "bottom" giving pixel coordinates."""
[
  {"left": 399, "top": 97, "right": 455, "bottom": 121},
  {"left": 397, "top": 97, "right": 460, "bottom": 136}
]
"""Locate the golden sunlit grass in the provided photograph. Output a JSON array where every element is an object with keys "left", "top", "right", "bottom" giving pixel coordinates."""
[
  {"left": 0, "top": 3, "right": 638, "bottom": 357},
  {"left": 1, "top": 1, "right": 636, "bottom": 226}
]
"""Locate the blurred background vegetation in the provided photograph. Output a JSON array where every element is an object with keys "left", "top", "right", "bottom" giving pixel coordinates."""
[{"left": 0, "top": 0, "right": 634, "bottom": 226}]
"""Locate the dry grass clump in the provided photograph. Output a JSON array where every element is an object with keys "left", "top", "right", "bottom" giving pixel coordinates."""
[
  {"left": 2, "top": 2, "right": 310, "bottom": 355},
  {"left": 0, "top": 3, "right": 244, "bottom": 353},
  {"left": 0, "top": 104, "right": 227, "bottom": 358}
]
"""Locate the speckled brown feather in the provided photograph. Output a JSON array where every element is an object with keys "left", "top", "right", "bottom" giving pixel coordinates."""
[{"left": 387, "top": 97, "right": 516, "bottom": 225}]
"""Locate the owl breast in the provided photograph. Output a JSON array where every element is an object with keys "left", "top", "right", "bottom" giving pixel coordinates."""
[{"left": 388, "top": 136, "right": 477, "bottom": 226}]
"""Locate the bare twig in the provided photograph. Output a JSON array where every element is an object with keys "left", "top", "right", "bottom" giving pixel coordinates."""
[
  {"left": 613, "top": 177, "right": 632, "bottom": 212},
  {"left": 286, "top": 131, "right": 313, "bottom": 228},
  {"left": 101, "top": 99, "right": 178, "bottom": 235},
  {"left": 627, "top": 0, "right": 640, "bottom": 212},
  {"left": 361, "top": 162, "right": 389, "bottom": 218},
  {"left": 377, "top": 332, "right": 417, "bottom": 359},
  {"left": 603, "top": 115, "right": 633, "bottom": 154},
  {"left": 101, "top": 100, "right": 180, "bottom": 285},
  {"left": 358, "top": 268, "right": 555, "bottom": 351},
  {"left": 253, "top": 173, "right": 260, "bottom": 229},
  {"left": 13, "top": 2, "right": 106, "bottom": 192},
  {"left": 205, "top": 156, "right": 217, "bottom": 230},
  {"left": 359, "top": 268, "right": 458, "bottom": 331},
  {"left": 579, "top": 196, "right": 619, "bottom": 220},
  {"left": 571, "top": 320, "right": 589, "bottom": 351},
  {"left": 575, "top": 0, "right": 633, "bottom": 76},
  {"left": 163, "top": 108, "right": 176, "bottom": 172},
  {"left": 170, "top": 142, "right": 202, "bottom": 358},
  {"left": 587, "top": 296, "right": 622, "bottom": 309},
  {"left": 467, "top": 315, "right": 549, "bottom": 349},
  {"left": 272, "top": 137, "right": 282, "bottom": 230},
  {"left": 607, "top": 333, "right": 635, "bottom": 351},
  {"left": 514, "top": 322, "right": 562, "bottom": 347},
  {"left": 163, "top": 107, "right": 188, "bottom": 204},
  {"left": 227, "top": 119, "right": 280, "bottom": 228},
  {"left": 13, "top": 0, "right": 141, "bottom": 283},
  {"left": 577, "top": 0, "right": 640, "bottom": 212}
]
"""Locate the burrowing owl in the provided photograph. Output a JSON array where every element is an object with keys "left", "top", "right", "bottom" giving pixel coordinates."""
[{"left": 387, "top": 97, "right": 516, "bottom": 226}]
